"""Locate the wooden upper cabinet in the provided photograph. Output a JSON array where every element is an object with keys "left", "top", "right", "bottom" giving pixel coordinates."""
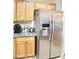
[
  {"left": 15, "top": 0, "right": 25, "bottom": 2},
  {"left": 16, "top": 1, "right": 25, "bottom": 21},
  {"left": 25, "top": 2, "right": 34, "bottom": 21},
  {"left": 35, "top": 3, "right": 46, "bottom": 10},
  {"left": 14, "top": 0, "right": 56, "bottom": 21},
  {"left": 46, "top": 4, "right": 56, "bottom": 10},
  {"left": 35, "top": 3, "right": 56, "bottom": 10},
  {"left": 14, "top": 2, "right": 17, "bottom": 21}
]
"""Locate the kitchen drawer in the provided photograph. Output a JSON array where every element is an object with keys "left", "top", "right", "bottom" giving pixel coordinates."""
[
  {"left": 16, "top": 37, "right": 35, "bottom": 41},
  {"left": 16, "top": 37, "right": 27, "bottom": 42},
  {"left": 26, "top": 37, "right": 35, "bottom": 40}
]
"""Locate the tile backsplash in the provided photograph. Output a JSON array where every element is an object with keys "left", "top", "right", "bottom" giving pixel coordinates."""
[{"left": 14, "top": 21, "right": 35, "bottom": 33}]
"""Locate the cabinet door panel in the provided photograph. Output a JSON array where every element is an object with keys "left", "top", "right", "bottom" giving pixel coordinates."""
[
  {"left": 46, "top": 4, "right": 56, "bottom": 10},
  {"left": 26, "top": 40, "right": 35, "bottom": 56},
  {"left": 16, "top": 41, "right": 26, "bottom": 57},
  {"left": 35, "top": 3, "right": 46, "bottom": 10},
  {"left": 25, "top": 2, "right": 34, "bottom": 20},
  {"left": 14, "top": 2, "right": 17, "bottom": 21},
  {"left": 15, "top": 37, "right": 35, "bottom": 58},
  {"left": 16, "top": 2, "right": 25, "bottom": 20}
]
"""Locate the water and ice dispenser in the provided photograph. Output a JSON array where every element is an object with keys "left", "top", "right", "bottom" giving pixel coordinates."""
[{"left": 41, "top": 24, "right": 50, "bottom": 36}]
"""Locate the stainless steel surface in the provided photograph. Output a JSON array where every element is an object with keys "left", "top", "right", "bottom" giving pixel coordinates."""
[{"left": 34, "top": 10, "right": 64, "bottom": 59}]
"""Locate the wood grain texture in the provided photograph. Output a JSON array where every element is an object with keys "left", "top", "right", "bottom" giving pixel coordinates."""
[
  {"left": 14, "top": 1, "right": 56, "bottom": 21},
  {"left": 14, "top": 1, "right": 17, "bottom": 21},
  {"left": 46, "top": 4, "right": 56, "bottom": 10},
  {"left": 16, "top": 2, "right": 25, "bottom": 20},
  {"left": 35, "top": 3, "right": 46, "bottom": 10},
  {"left": 25, "top": 2, "right": 34, "bottom": 20},
  {"left": 16, "top": 41, "right": 26, "bottom": 57},
  {"left": 16, "top": 37, "right": 27, "bottom": 42},
  {"left": 26, "top": 39, "right": 35, "bottom": 56},
  {"left": 14, "top": 37, "right": 35, "bottom": 58}
]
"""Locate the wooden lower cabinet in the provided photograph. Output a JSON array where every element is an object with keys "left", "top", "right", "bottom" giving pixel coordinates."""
[
  {"left": 26, "top": 39, "right": 35, "bottom": 56},
  {"left": 13, "top": 37, "right": 35, "bottom": 59},
  {"left": 16, "top": 41, "right": 26, "bottom": 57}
]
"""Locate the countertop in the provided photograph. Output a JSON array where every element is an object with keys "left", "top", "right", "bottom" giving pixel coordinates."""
[{"left": 13, "top": 32, "right": 37, "bottom": 38}]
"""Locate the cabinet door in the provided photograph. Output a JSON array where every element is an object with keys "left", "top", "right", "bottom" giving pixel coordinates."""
[
  {"left": 25, "top": 2, "right": 34, "bottom": 21},
  {"left": 26, "top": 37, "right": 35, "bottom": 56},
  {"left": 35, "top": 3, "right": 46, "bottom": 10},
  {"left": 16, "top": 1, "right": 25, "bottom": 20},
  {"left": 14, "top": 2, "right": 17, "bottom": 21},
  {"left": 16, "top": 41, "right": 26, "bottom": 57},
  {"left": 26, "top": 40, "right": 35, "bottom": 56},
  {"left": 15, "top": 37, "right": 35, "bottom": 58},
  {"left": 46, "top": 4, "right": 56, "bottom": 10}
]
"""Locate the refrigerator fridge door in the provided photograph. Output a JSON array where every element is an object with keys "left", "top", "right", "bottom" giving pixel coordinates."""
[{"left": 50, "top": 11, "right": 64, "bottom": 58}]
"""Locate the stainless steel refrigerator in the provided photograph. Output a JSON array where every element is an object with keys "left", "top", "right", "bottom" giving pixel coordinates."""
[{"left": 34, "top": 10, "right": 64, "bottom": 59}]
